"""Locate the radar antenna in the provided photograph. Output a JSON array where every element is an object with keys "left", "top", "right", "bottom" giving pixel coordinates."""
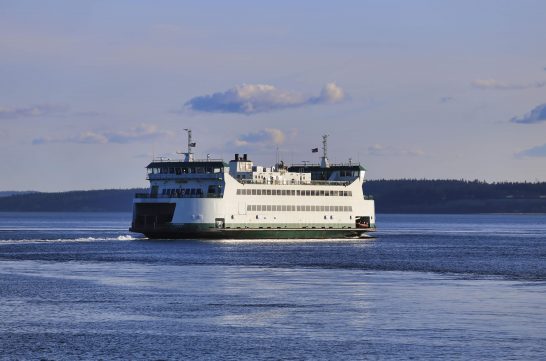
[
  {"left": 177, "top": 128, "right": 195, "bottom": 162},
  {"left": 320, "top": 134, "right": 330, "bottom": 168}
]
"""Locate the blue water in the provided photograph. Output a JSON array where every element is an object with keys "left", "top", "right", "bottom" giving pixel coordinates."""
[{"left": 1, "top": 213, "right": 545, "bottom": 360}]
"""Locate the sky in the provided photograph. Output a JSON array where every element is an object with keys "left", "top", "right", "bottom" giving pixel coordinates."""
[{"left": 1, "top": 0, "right": 546, "bottom": 191}]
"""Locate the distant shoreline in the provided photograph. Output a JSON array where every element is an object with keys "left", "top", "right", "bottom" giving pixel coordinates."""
[{"left": 1, "top": 180, "right": 545, "bottom": 214}]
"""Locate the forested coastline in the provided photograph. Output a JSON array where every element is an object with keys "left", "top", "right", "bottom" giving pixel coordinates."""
[{"left": 0, "top": 180, "right": 545, "bottom": 213}]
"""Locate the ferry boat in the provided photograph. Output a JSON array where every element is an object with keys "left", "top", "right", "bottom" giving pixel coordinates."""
[{"left": 130, "top": 130, "right": 375, "bottom": 239}]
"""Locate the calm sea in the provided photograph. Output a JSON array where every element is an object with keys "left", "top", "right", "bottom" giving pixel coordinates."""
[{"left": 1, "top": 212, "right": 545, "bottom": 360}]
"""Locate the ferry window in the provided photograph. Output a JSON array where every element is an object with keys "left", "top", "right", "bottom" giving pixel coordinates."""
[
  {"left": 252, "top": 189, "right": 257, "bottom": 195},
  {"left": 237, "top": 189, "right": 241, "bottom": 195},
  {"left": 296, "top": 190, "right": 300, "bottom": 196},
  {"left": 296, "top": 205, "right": 301, "bottom": 211},
  {"left": 348, "top": 191, "right": 352, "bottom": 196},
  {"left": 161, "top": 167, "right": 168, "bottom": 174},
  {"left": 325, "top": 191, "right": 330, "bottom": 196},
  {"left": 324, "top": 215, "right": 327, "bottom": 220},
  {"left": 310, "top": 190, "right": 315, "bottom": 196},
  {"left": 169, "top": 167, "right": 175, "bottom": 174},
  {"left": 305, "top": 190, "right": 310, "bottom": 196},
  {"left": 257, "top": 189, "right": 262, "bottom": 195},
  {"left": 311, "top": 205, "right": 316, "bottom": 212},
  {"left": 281, "top": 190, "right": 286, "bottom": 196},
  {"left": 349, "top": 206, "right": 353, "bottom": 211},
  {"left": 162, "top": 189, "right": 166, "bottom": 195},
  {"left": 214, "top": 168, "right": 221, "bottom": 173},
  {"left": 181, "top": 168, "right": 188, "bottom": 174},
  {"left": 330, "top": 215, "right": 333, "bottom": 220},
  {"left": 196, "top": 167, "right": 204, "bottom": 173},
  {"left": 247, "top": 205, "right": 251, "bottom": 211},
  {"left": 267, "top": 205, "right": 272, "bottom": 211},
  {"left": 332, "top": 191, "right": 337, "bottom": 196},
  {"left": 190, "top": 189, "right": 196, "bottom": 196},
  {"left": 257, "top": 205, "right": 262, "bottom": 211},
  {"left": 176, "top": 168, "right": 181, "bottom": 175},
  {"left": 251, "top": 205, "right": 256, "bottom": 211},
  {"left": 266, "top": 189, "right": 272, "bottom": 195},
  {"left": 291, "top": 190, "right": 295, "bottom": 196},
  {"left": 319, "top": 190, "right": 325, "bottom": 196},
  {"left": 206, "top": 167, "right": 213, "bottom": 173}
]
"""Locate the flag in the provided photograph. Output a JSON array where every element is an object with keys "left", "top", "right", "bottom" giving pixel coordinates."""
[
  {"left": 189, "top": 142, "right": 196, "bottom": 147},
  {"left": 311, "top": 148, "right": 318, "bottom": 153}
]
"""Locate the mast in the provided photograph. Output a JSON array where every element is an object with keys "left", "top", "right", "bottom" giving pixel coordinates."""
[
  {"left": 183, "top": 128, "right": 195, "bottom": 162},
  {"left": 320, "top": 134, "right": 330, "bottom": 168}
]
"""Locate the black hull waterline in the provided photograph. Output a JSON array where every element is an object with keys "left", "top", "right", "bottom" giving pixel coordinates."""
[{"left": 129, "top": 225, "right": 375, "bottom": 240}]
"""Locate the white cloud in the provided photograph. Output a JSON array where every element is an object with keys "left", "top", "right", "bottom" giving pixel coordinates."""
[
  {"left": 184, "top": 83, "right": 346, "bottom": 114},
  {"left": 511, "top": 103, "right": 546, "bottom": 124},
  {"left": 0, "top": 104, "right": 67, "bottom": 119},
  {"left": 233, "top": 128, "right": 286, "bottom": 147},
  {"left": 368, "top": 144, "right": 425, "bottom": 157},
  {"left": 471, "top": 79, "right": 546, "bottom": 90},
  {"left": 32, "top": 124, "right": 173, "bottom": 145}
]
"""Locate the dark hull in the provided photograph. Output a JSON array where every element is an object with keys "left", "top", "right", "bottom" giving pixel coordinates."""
[{"left": 129, "top": 225, "right": 375, "bottom": 240}]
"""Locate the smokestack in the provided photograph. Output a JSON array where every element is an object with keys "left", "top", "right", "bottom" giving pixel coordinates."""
[
  {"left": 234, "top": 153, "right": 239, "bottom": 161},
  {"left": 243, "top": 154, "right": 247, "bottom": 161}
]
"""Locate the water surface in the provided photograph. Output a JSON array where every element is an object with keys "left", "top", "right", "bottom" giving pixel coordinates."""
[{"left": 1, "top": 213, "right": 545, "bottom": 360}]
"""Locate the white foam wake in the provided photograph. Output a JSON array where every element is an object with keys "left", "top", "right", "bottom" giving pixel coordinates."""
[{"left": 0, "top": 234, "right": 140, "bottom": 244}]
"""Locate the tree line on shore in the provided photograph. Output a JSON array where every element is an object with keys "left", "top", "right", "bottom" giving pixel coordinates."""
[{"left": 0, "top": 179, "right": 545, "bottom": 213}]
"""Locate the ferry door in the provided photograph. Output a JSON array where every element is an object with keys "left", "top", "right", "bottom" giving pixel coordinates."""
[
  {"left": 238, "top": 202, "right": 247, "bottom": 215},
  {"left": 151, "top": 185, "right": 159, "bottom": 197}
]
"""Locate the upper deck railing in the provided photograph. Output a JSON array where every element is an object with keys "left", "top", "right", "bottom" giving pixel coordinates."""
[
  {"left": 149, "top": 158, "right": 225, "bottom": 163},
  {"left": 135, "top": 193, "right": 223, "bottom": 199}
]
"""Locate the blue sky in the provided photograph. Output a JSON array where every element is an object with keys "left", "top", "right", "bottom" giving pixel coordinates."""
[{"left": 1, "top": 0, "right": 546, "bottom": 191}]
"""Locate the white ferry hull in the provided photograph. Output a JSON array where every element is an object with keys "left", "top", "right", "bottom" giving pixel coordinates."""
[{"left": 130, "top": 134, "right": 376, "bottom": 240}]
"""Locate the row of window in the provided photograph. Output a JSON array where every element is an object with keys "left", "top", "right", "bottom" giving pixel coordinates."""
[
  {"left": 246, "top": 204, "right": 353, "bottom": 212},
  {"left": 149, "top": 167, "right": 223, "bottom": 175},
  {"left": 162, "top": 188, "right": 203, "bottom": 196},
  {"left": 237, "top": 189, "right": 353, "bottom": 197}
]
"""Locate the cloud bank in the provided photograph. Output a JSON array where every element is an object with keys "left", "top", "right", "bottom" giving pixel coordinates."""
[
  {"left": 33, "top": 124, "right": 173, "bottom": 145},
  {"left": 516, "top": 143, "right": 546, "bottom": 158},
  {"left": 0, "top": 104, "right": 67, "bottom": 119},
  {"left": 184, "top": 83, "right": 345, "bottom": 114},
  {"left": 511, "top": 103, "right": 546, "bottom": 124},
  {"left": 472, "top": 79, "right": 546, "bottom": 90}
]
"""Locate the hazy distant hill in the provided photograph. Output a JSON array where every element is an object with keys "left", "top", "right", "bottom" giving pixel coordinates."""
[
  {"left": 0, "top": 191, "right": 37, "bottom": 198},
  {"left": 0, "top": 189, "right": 146, "bottom": 212},
  {"left": 0, "top": 181, "right": 545, "bottom": 213}
]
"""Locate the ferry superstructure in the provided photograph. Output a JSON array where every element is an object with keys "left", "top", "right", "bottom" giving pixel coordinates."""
[{"left": 130, "top": 130, "right": 375, "bottom": 239}]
